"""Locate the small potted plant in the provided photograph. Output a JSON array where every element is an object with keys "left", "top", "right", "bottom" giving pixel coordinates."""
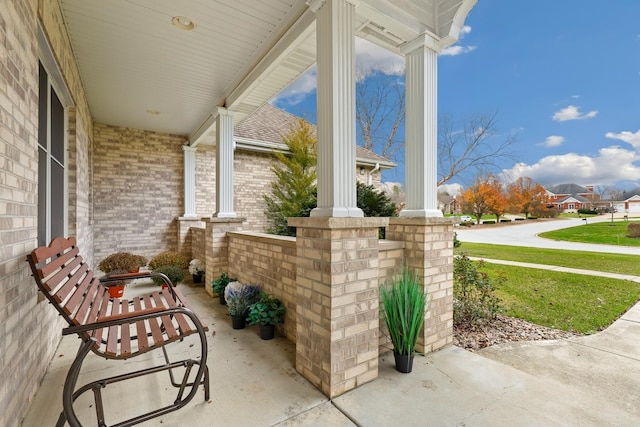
[
  {"left": 212, "top": 272, "right": 237, "bottom": 305},
  {"left": 188, "top": 259, "right": 205, "bottom": 283},
  {"left": 151, "top": 265, "right": 184, "bottom": 288},
  {"left": 380, "top": 267, "right": 426, "bottom": 373},
  {"left": 224, "top": 282, "right": 261, "bottom": 329},
  {"left": 247, "top": 292, "right": 285, "bottom": 340},
  {"left": 149, "top": 251, "right": 188, "bottom": 270},
  {"left": 98, "top": 252, "right": 148, "bottom": 297}
]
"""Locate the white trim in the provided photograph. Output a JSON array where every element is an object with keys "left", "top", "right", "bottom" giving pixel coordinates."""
[{"left": 37, "top": 23, "right": 74, "bottom": 107}]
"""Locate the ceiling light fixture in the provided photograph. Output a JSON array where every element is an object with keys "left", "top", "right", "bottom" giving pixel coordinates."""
[{"left": 172, "top": 16, "right": 196, "bottom": 31}]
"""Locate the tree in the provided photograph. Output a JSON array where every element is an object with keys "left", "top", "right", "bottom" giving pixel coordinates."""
[
  {"left": 356, "top": 72, "right": 405, "bottom": 160},
  {"left": 484, "top": 176, "right": 508, "bottom": 222},
  {"left": 461, "top": 175, "right": 495, "bottom": 224},
  {"left": 263, "top": 119, "right": 317, "bottom": 236},
  {"left": 595, "top": 185, "right": 625, "bottom": 223},
  {"left": 507, "top": 177, "right": 547, "bottom": 219},
  {"left": 438, "top": 111, "right": 517, "bottom": 186}
]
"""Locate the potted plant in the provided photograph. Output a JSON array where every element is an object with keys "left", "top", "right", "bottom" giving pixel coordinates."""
[
  {"left": 188, "top": 258, "right": 205, "bottom": 283},
  {"left": 247, "top": 292, "right": 285, "bottom": 340},
  {"left": 98, "top": 252, "right": 148, "bottom": 297},
  {"left": 224, "top": 282, "right": 261, "bottom": 329},
  {"left": 151, "top": 265, "right": 184, "bottom": 288},
  {"left": 148, "top": 251, "right": 188, "bottom": 270},
  {"left": 380, "top": 267, "right": 426, "bottom": 373},
  {"left": 211, "top": 272, "right": 237, "bottom": 305}
]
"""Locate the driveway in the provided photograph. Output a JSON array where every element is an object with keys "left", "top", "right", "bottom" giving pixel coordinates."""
[{"left": 455, "top": 215, "right": 640, "bottom": 255}]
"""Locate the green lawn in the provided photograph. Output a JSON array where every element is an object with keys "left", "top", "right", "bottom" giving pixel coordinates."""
[
  {"left": 455, "top": 243, "right": 640, "bottom": 276},
  {"left": 479, "top": 263, "right": 640, "bottom": 333},
  {"left": 539, "top": 220, "right": 640, "bottom": 246}
]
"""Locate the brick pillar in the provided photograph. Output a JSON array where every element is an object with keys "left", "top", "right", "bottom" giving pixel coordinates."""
[
  {"left": 177, "top": 217, "right": 205, "bottom": 259},
  {"left": 289, "top": 217, "right": 387, "bottom": 398},
  {"left": 204, "top": 217, "right": 245, "bottom": 296},
  {"left": 387, "top": 217, "right": 455, "bottom": 353}
]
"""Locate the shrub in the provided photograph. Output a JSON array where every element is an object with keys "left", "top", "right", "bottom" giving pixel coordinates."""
[
  {"left": 152, "top": 265, "right": 184, "bottom": 286},
  {"left": 99, "top": 252, "right": 146, "bottom": 274},
  {"left": 628, "top": 222, "right": 640, "bottom": 238},
  {"left": 453, "top": 232, "right": 461, "bottom": 248},
  {"left": 578, "top": 208, "right": 598, "bottom": 215},
  {"left": 483, "top": 220, "right": 496, "bottom": 224},
  {"left": 453, "top": 254, "right": 503, "bottom": 325},
  {"left": 149, "top": 251, "right": 188, "bottom": 270},
  {"left": 247, "top": 292, "right": 285, "bottom": 326}
]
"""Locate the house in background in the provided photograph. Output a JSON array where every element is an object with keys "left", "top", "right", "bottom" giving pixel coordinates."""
[
  {"left": 545, "top": 183, "right": 598, "bottom": 213},
  {"left": 615, "top": 188, "right": 640, "bottom": 214}
]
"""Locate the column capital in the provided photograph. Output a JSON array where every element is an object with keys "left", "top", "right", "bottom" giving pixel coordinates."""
[
  {"left": 216, "top": 106, "right": 235, "bottom": 117},
  {"left": 182, "top": 145, "right": 197, "bottom": 153},
  {"left": 400, "top": 32, "right": 446, "bottom": 55}
]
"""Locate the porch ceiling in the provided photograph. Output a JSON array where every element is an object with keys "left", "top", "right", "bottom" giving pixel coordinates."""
[{"left": 58, "top": 0, "right": 473, "bottom": 144}]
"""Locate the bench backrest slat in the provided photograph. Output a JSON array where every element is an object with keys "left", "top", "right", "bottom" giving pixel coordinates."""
[{"left": 71, "top": 277, "right": 104, "bottom": 326}]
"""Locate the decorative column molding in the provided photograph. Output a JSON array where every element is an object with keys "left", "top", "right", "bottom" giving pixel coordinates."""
[
  {"left": 399, "top": 34, "right": 443, "bottom": 218},
  {"left": 214, "top": 107, "right": 236, "bottom": 218},
  {"left": 310, "top": 0, "right": 363, "bottom": 218},
  {"left": 182, "top": 145, "right": 198, "bottom": 218}
]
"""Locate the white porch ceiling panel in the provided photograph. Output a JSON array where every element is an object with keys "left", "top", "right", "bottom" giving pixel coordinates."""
[{"left": 58, "top": 0, "right": 474, "bottom": 143}]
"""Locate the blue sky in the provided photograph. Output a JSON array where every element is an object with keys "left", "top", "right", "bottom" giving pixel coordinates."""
[{"left": 273, "top": 1, "right": 640, "bottom": 193}]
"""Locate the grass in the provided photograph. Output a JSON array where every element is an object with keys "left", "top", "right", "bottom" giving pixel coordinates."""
[
  {"left": 455, "top": 243, "right": 640, "bottom": 276},
  {"left": 539, "top": 220, "right": 640, "bottom": 246},
  {"left": 479, "top": 262, "right": 640, "bottom": 333}
]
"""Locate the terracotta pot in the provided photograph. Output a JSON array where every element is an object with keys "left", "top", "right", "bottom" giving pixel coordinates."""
[{"left": 108, "top": 285, "right": 125, "bottom": 298}]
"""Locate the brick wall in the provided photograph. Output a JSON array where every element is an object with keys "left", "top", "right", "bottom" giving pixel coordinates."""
[
  {"left": 0, "top": 0, "right": 94, "bottom": 425},
  {"left": 227, "top": 232, "right": 297, "bottom": 341}
]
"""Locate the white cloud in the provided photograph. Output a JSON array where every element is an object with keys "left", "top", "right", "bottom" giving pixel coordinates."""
[
  {"left": 438, "top": 182, "right": 463, "bottom": 196},
  {"left": 502, "top": 146, "right": 640, "bottom": 186},
  {"left": 355, "top": 38, "right": 404, "bottom": 77},
  {"left": 605, "top": 129, "right": 640, "bottom": 149},
  {"left": 552, "top": 105, "right": 598, "bottom": 121},
  {"left": 439, "top": 45, "right": 477, "bottom": 56},
  {"left": 271, "top": 67, "right": 317, "bottom": 105},
  {"left": 542, "top": 135, "right": 565, "bottom": 147}
]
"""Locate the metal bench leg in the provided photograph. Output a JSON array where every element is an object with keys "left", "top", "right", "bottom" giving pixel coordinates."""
[{"left": 59, "top": 337, "right": 97, "bottom": 427}]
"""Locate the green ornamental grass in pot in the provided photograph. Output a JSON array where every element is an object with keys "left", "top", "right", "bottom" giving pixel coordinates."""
[{"left": 380, "top": 267, "right": 426, "bottom": 373}]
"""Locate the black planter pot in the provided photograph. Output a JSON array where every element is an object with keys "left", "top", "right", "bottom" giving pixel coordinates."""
[
  {"left": 259, "top": 324, "right": 276, "bottom": 340},
  {"left": 231, "top": 314, "right": 246, "bottom": 330},
  {"left": 219, "top": 292, "right": 227, "bottom": 305},
  {"left": 393, "top": 352, "right": 415, "bottom": 373},
  {"left": 192, "top": 273, "right": 203, "bottom": 284}
]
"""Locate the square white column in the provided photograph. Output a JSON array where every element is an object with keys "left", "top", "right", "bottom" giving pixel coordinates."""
[
  {"left": 400, "top": 35, "right": 443, "bottom": 218},
  {"left": 214, "top": 107, "right": 236, "bottom": 218},
  {"left": 182, "top": 145, "right": 198, "bottom": 218},
  {"left": 309, "top": 0, "right": 363, "bottom": 218}
]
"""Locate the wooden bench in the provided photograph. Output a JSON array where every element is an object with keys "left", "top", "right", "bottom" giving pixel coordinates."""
[{"left": 27, "top": 237, "right": 210, "bottom": 427}]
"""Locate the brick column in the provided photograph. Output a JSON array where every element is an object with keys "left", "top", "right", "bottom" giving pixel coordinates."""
[
  {"left": 203, "top": 217, "right": 245, "bottom": 296},
  {"left": 177, "top": 217, "right": 205, "bottom": 259},
  {"left": 387, "top": 217, "right": 455, "bottom": 352},
  {"left": 289, "top": 217, "right": 387, "bottom": 398}
]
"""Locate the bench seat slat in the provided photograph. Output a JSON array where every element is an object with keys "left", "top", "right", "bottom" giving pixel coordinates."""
[
  {"left": 143, "top": 294, "right": 164, "bottom": 347},
  {"left": 132, "top": 297, "right": 150, "bottom": 353},
  {"left": 160, "top": 287, "right": 193, "bottom": 335},
  {"left": 152, "top": 292, "right": 178, "bottom": 341},
  {"left": 120, "top": 301, "right": 131, "bottom": 357}
]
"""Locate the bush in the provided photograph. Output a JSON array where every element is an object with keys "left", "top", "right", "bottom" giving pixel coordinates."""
[
  {"left": 578, "top": 208, "right": 598, "bottom": 215},
  {"left": 453, "top": 254, "right": 503, "bottom": 325},
  {"left": 483, "top": 220, "right": 496, "bottom": 224},
  {"left": 212, "top": 272, "right": 237, "bottom": 295},
  {"left": 149, "top": 251, "right": 188, "bottom": 270},
  {"left": 453, "top": 232, "right": 461, "bottom": 248},
  {"left": 98, "top": 252, "right": 146, "bottom": 274},
  {"left": 247, "top": 292, "right": 285, "bottom": 326},
  {"left": 152, "top": 265, "right": 184, "bottom": 286},
  {"left": 628, "top": 222, "right": 640, "bottom": 238}
]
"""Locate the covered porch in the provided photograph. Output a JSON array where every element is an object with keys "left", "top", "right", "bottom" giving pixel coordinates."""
[{"left": 3, "top": 0, "right": 477, "bottom": 424}]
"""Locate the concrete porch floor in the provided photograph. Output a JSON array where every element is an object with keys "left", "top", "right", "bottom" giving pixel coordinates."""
[{"left": 23, "top": 280, "right": 640, "bottom": 426}]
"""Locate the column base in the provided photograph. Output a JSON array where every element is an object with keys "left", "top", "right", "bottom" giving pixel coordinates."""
[{"left": 399, "top": 209, "right": 443, "bottom": 218}]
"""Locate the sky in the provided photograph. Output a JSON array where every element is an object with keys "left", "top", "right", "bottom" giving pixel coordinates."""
[{"left": 272, "top": 1, "right": 640, "bottom": 194}]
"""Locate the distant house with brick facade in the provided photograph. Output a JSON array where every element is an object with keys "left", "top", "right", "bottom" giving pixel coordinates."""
[
  {"left": 614, "top": 188, "right": 640, "bottom": 214},
  {"left": 545, "top": 183, "right": 598, "bottom": 212}
]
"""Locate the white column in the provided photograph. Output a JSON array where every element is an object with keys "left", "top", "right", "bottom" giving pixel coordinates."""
[
  {"left": 214, "top": 107, "right": 236, "bottom": 218},
  {"left": 182, "top": 145, "right": 198, "bottom": 218},
  {"left": 309, "top": 0, "right": 363, "bottom": 218},
  {"left": 400, "top": 34, "right": 443, "bottom": 218}
]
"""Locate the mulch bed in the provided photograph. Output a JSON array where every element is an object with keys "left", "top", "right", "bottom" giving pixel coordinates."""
[{"left": 453, "top": 314, "right": 579, "bottom": 352}]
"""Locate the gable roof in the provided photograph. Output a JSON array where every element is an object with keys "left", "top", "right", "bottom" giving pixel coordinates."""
[
  {"left": 235, "top": 103, "right": 396, "bottom": 169},
  {"left": 546, "top": 183, "right": 592, "bottom": 196}
]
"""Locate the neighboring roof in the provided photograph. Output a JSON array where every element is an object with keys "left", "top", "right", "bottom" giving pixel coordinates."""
[
  {"left": 554, "top": 195, "right": 589, "bottom": 204},
  {"left": 234, "top": 103, "right": 396, "bottom": 169},
  {"left": 546, "top": 183, "right": 592, "bottom": 196}
]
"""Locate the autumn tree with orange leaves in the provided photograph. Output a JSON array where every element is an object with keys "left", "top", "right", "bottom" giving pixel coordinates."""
[
  {"left": 461, "top": 175, "right": 508, "bottom": 224},
  {"left": 507, "top": 177, "right": 547, "bottom": 219}
]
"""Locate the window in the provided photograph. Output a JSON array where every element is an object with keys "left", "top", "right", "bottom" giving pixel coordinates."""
[
  {"left": 568, "top": 203, "right": 574, "bottom": 210},
  {"left": 38, "top": 61, "right": 67, "bottom": 246}
]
